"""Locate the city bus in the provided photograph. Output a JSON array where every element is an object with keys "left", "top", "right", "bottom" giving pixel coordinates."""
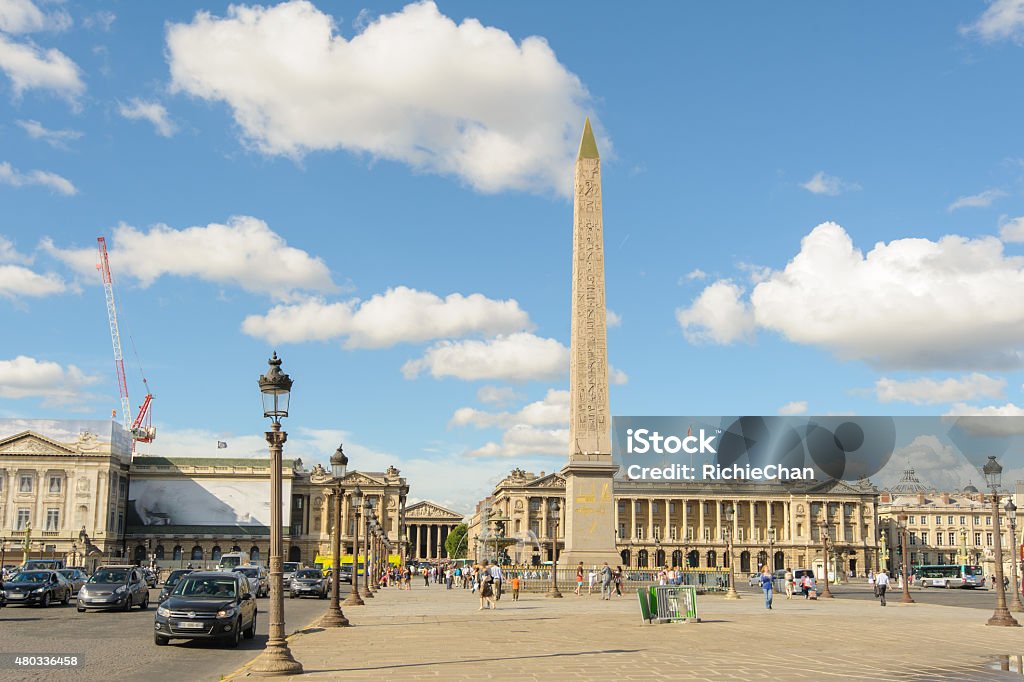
[{"left": 913, "top": 564, "right": 985, "bottom": 589}]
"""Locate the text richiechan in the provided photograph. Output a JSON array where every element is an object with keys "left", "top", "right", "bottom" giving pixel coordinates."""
[{"left": 626, "top": 463, "right": 816, "bottom": 481}]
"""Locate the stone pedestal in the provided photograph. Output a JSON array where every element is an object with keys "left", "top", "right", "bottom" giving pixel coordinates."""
[{"left": 559, "top": 461, "right": 619, "bottom": 568}]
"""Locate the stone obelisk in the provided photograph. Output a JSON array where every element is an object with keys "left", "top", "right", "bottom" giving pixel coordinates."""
[{"left": 559, "top": 118, "right": 619, "bottom": 568}]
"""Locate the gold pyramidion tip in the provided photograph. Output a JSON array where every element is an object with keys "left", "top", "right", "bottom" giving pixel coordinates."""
[{"left": 577, "top": 117, "right": 599, "bottom": 160}]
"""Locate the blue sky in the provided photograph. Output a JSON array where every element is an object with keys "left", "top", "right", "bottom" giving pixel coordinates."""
[{"left": 3, "top": 0, "right": 1024, "bottom": 511}]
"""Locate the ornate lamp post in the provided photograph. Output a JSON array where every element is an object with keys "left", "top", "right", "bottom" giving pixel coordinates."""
[
  {"left": 878, "top": 530, "right": 889, "bottom": 573},
  {"left": 1, "top": 537, "right": 6, "bottom": 572},
  {"left": 724, "top": 505, "right": 740, "bottom": 599},
  {"left": 819, "top": 511, "right": 834, "bottom": 598},
  {"left": 1004, "top": 500, "right": 1024, "bottom": 613},
  {"left": 983, "top": 456, "right": 1019, "bottom": 626},
  {"left": 897, "top": 514, "right": 914, "bottom": 604},
  {"left": 546, "top": 499, "right": 563, "bottom": 598},
  {"left": 250, "top": 352, "right": 303, "bottom": 676},
  {"left": 319, "top": 445, "right": 351, "bottom": 628},
  {"left": 768, "top": 528, "right": 777, "bottom": 572},
  {"left": 361, "top": 506, "right": 375, "bottom": 599},
  {"left": 344, "top": 486, "right": 365, "bottom": 606}
]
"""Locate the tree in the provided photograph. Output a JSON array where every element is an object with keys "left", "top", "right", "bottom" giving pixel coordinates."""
[{"left": 445, "top": 524, "right": 469, "bottom": 559}]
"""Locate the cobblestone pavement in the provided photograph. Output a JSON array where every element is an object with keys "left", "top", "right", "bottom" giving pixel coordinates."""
[{"left": 227, "top": 584, "right": 1024, "bottom": 681}]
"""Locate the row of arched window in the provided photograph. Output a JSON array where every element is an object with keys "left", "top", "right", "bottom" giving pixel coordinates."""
[
  {"left": 134, "top": 544, "right": 261, "bottom": 562},
  {"left": 618, "top": 548, "right": 787, "bottom": 571}
]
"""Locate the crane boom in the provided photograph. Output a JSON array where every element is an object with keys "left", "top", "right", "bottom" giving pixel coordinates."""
[{"left": 97, "top": 237, "right": 132, "bottom": 431}]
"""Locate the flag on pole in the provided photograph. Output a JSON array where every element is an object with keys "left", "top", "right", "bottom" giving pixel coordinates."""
[{"left": 217, "top": 441, "right": 228, "bottom": 449}]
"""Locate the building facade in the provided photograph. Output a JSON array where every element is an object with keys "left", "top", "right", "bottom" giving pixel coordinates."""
[
  {"left": 404, "top": 501, "right": 463, "bottom": 562},
  {"left": 468, "top": 467, "right": 881, "bottom": 578}
]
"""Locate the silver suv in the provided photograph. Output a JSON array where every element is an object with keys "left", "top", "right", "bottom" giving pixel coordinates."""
[{"left": 78, "top": 565, "right": 150, "bottom": 611}]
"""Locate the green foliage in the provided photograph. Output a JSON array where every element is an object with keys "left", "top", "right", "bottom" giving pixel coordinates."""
[{"left": 445, "top": 524, "right": 469, "bottom": 559}]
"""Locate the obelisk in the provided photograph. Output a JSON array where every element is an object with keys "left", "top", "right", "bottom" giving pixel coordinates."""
[{"left": 559, "top": 118, "right": 619, "bottom": 568}]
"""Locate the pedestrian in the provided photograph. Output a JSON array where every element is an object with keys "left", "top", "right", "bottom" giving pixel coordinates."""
[
  {"left": 759, "top": 565, "right": 773, "bottom": 609},
  {"left": 614, "top": 565, "right": 623, "bottom": 596},
  {"left": 490, "top": 560, "right": 504, "bottom": 601},
  {"left": 784, "top": 568, "right": 794, "bottom": 599},
  {"left": 423, "top": 568, "right": 430, "bottom": 587},
  {"left": 875, "top": 569, "right": 889, "bottom": 606},
  {"left": 801, "top": 574, "right": 811, "bottom": 599},
  {"left": 478, "top": 564, "right": 496, "bottom": 610},
  {"left": 511, "top": 574, "right": 521, "bottom": 602},
  {"left": 575, "top": 562, "right": 584, "bottom": 596},
  {"left": 588, "top": 566, "right": 597, "bottom": 594},
  {"left": 600, "top": 562, "right": 613, "bottom": 600}
]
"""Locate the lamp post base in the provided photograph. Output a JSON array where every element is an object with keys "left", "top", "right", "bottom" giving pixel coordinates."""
[
  {"left": 545, "top": 587, "right": 563, "bottom": 598},
  {"left": 318, "top": 605, "right": 350, "bottom": 628},
  {"left": 724, "top": 587, "right": 741, "bottom": 599},
  {"left": 819, "top": 588, "right": 834, "bottom": 599},
  {"left": 900, "top": 592, "right": 915, "bottom": 604},
  {"left": 343, "top": 591, "right": 365, "bottom": 606},
  {"left": 249, "top": 640, "right": 304, "bottom": 676},
  {"left": 987, "top": 609, "right": 1021, "bottom": 627},
  {"left": 360, "top": 586, "right": 374, "bottom": 599},
  {"left": 1011, "top": 600, "right": 1024, "bottom": 614}
]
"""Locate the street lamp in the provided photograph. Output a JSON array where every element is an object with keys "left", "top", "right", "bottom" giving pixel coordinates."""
[
  {"left": 878, "top": 530, "right": 889, "bottom": 573},
  {"left": 319, "top": 444, "right": 351, "bottom": 628},
  {"left": 344, "top": 486, "right": 365, "bottom": 606},
  {"left": 71, "top": 541, "right": 77, "bottom": 566},
  {"left": 768, "top": 528, "right": 777, "bottom": 572},
  {"left": 361, "top": 504, "right": 375, "bottom": 599},
  {"left": 983, "top": 456, "right": 1019, "bottom": 627},
  {"left": 545, "top": 499, "right": 563, "bottom": 598},
  {"left": 724, "top": 505, "right": 740, "bottom": 599},
  {"left": 250, "top": 352, "right": 303, "bottom": 676},
  {"left": 1004, "top": 500, "right": 1024, "bottom": 613},
  {"left": 1, "top": 537, "right": 6, "bottom": 572},
  {"left": 819, "top": 510, "right": 834, "bottom": 598},
  {"left": 897, "top": 514, "right": 914, "bottom": 604}
]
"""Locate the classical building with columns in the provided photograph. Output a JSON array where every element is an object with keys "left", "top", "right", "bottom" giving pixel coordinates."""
[
  {"left": 469, "top": 467, "right": 881, "bottom": 576},
  {"left": 404, "top": 501, "right": 464, "bottom": 562}
]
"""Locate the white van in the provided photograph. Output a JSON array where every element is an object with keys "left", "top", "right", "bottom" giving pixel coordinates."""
[{"left": 216, "top": 552, "right": 248, "bottom": 571}]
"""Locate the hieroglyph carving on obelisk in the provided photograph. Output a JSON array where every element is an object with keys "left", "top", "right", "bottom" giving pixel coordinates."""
[{"left": 569, "top": 117, "right": 612, "bottom": 462}]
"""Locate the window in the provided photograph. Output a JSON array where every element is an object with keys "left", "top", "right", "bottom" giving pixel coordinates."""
[
  {"left": 617, "top": 501, "right": 625, "bottom": 513},
  {"left": 670, "top": 525, "right": 678, "bottom": 541},
  {"left": 635, "top": 501, "right": 642, "bottom": 513},
  {"left": 669, "top": 502, "right": 676, "bottom": 514},
  {"left": 987, "top": 533, "right": 993, "bottom": 546},
  {"left": 975, "top": 516, "right": 981, "bottom": 524},
  {"left": 703, "top": 527, "right": 711, "bottom": 541},
  {"left": 975, "top": 532, "right": 982, "bottom": 546},
  {"left": 948, "top": 516, "right": 954, "bottom": 525},
  {"left": 910, "top": 532, "right": 917, "bottom": 545},
  {"left": 155, "top": 544, "right": 165, "bottom": 559},
  {"left": 118, "top": 477, "right": 126, "bottom": 499},
  {"left": 250, "top": 546, "right": 260, "bottom": 562},
  {"left": 960, "top": 516, "right": 966, "bottom": 525},
  {"left": 45, "top": 509, "right": 59, "bottom": 531},
  {"left": 908, "top": 516, "right": 915, "bottom": 524},
  {"left": 19, "top": 475, "right": 32, "bottom": 492},
  {"left": 949, "top": 532, "right": 955, "bottom": 545},
  {"left": 172, "top": 545, "right": 183, "bottom": 560},
  {"left": 16, "top": 508, "right": 30, "bottom": 530},
  {"left": 935, "top": 515, "right": 942, "bottom": 524},
  {"left": 652, "top": 502, "right": 659, "bottom": 514},
  {"left": 921, "top": 533, "right": 929, "bottom": 545},
  {"left": 618, "top": 523, "right": 626, "bottom": 539},
  {"left": 653, "top": 525, "right": 661, "bottom": 540},
  {"left": 936, "top": 533, "right": 943, "bottom": 545},
  {"left": 987, "top": 516, "right": 992, "bottom": 526},
  {"left": 48, "top": 476, "right": 62, "bottom": 493},
  {"left": 191, "top": 546, "right": 204, "bottom": 561},
  {"left": 117, "top": 513, "right": 123, "bottom": 534},
  {"left": 636, "top": 526, "right": 645, "bottom": 540},
  {"left": 211, "top": 546, "right": 222, "bottom": 561}
]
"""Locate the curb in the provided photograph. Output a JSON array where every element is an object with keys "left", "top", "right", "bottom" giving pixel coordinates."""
[{"left": 220, "top": 613, "right": 329, "bottom": 681}]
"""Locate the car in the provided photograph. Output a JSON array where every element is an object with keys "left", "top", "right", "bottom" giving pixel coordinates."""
[
  {"left": 283, "top": 562, "right": 300, "bottom": 583},
  {"left": 158, "top": 569, "right": 194, "bottom": 603},
  {"left": 142, "top": 568, "right": 158, "bottom": 588},
  {"left": 3, "top": 569, "right": 73, "bottom": 607},
  {"left": 339, "top": 566, "right": 353, "bottom": 584},
  {"left": 290, "top": 568, "right": 328, "bottom": 598},
  {"left": 233, "top": 565, "right": 268, "bottom": 598},
  {"left": 22, "top": 559, "right": 65, "bottom": 571},
  {"left": 77, "top": 565, "right": 150, "bottom": 612},
  {"left": 154, "top": 571, "right": 257, "bottom": 647},
  {"left": 57, "top": 568, "right": 88, "bottom": 594},
  {"left": 747, "top": 573, "right": 761, "bottom": 587}
]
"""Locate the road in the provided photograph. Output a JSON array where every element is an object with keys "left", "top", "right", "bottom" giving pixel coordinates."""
[
  {"left": 1, "top": 583, "right": 355, "bottom": 682},
  {"left": 736, "top": 580, "right": 1015, "bottom": 610}
]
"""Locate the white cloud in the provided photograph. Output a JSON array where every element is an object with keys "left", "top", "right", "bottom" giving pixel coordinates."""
[
  {"left": 680, "top": 222, "right": 1024, "bottom": 369},
  {"left": 962, "top": 0, "right": 1024, "bottom": 44},
  {"left": 943, "top": 402, "right": 1024, "bottom": 436},
  {"left": 676, "top": 279, "right": 755, "bottom": 344},
  {"left": 82, "top": 10, "right": 116, "bottom": 32},
  {"left": 0, "top": 264, "right": 67, "bottom": 298},
  {"left": 609, "top": 365, "right": 629, "bottom": 385},
  {"left": 0, "top": 235, "right": 31, "bottom": 264},
  {"left": 778, "top": 400, "right": 808, "bottom": 415},
  {"left": 947, "top": 188, "right": 1007, "bottom": 212},
  {"left": 476, "top": 385, "right": 523, "bottom": 406},
  {"left": 465, "top": 425, "right": 568, "bottom": 458},
  {"left": 875, "top": 373, "right": 1006, "bottom": 405},
  {"left": 606, "top": 309, "right": 621, "bottom": 327},
  {"left": 0, "top": 0, "right": 71, "bottom": 34},
  {"left": 242, "top": 286, "right": 531, "bottom": 347},
  {"left": 42, "top": 216, "right": 336, "bottom": 299},
  {"left": 801, "top": 171, "right": 860, "bottom": 196},
  {"left": 16, "top": 118, "right": 82, "bottom": 148},
  {"left": 1000, "top": 216, "right": 1024, "bottom": 243},
  {"left": 450, "top": 388, "right": 568, "bottom": 429},
  {"left": 0, "top": 160, "right": 76, "bottom": 195},
  {"left": 118, "top": 98, "right": 176, "bottom": 137},
  {"left": 0, "top": 33, "right": 83, "bottom": 102},
  {"left": 0, "top": 355, "right": 99, "bottom": 406},
  {"left": 685, "top": 269, "right": 707, "bottom": 281},
  {"left": 166, "top": 0, "right": 600, "bottom": 195},
  {"left": 402, "top": 332, "right": 568, "bottom": 381},
  {"left": 874, "top": 434, "right": 978, "bottom": 491}
]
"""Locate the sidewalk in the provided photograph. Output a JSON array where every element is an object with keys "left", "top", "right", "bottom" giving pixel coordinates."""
[{"left": 228, "top": 585, "right": 1024, "bottom": 680}]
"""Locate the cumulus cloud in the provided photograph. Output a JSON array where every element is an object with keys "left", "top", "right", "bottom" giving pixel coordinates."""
[
  {"left": 778, "top": 400, "right": 808, "bottom": 415},
  {"left": 962, "top": 0, "right": 1024, "bottom": 44},
  {"left": 0, "top": 235, "right": 31, "bottom": 264},
  {"left": 0, "top": 355, "right": 99, "bottom": 406},
  {"left": 16, "top": 118, "right": 82, "bottom": 148},
  {"left": 609, "top": 365, "right": 629, "bottom": 385},
  {"left": 875, "top": 373, "right": 1006, "bottom": 405},
  {"left": 0, "top": 33, "right": 83, "bottom": 102},
  {"left": 685, "top": 269, "right": 707, "bottom": 281},
  {"left": 166, "top": 0, "right": 600, "bottom": 195},
  {"left": 874, "top": 434, "right": 979, "bottom": 491},
  {"left": 242, "top": 286, "right": 531, "bottom": 347},
  {"left": 42, "top": 216, "right": 336, "bottom": 299},
  {"left": 464, "top": 425, "right": 568, "bottom": 458},
  {"left": 402, "top": 332, "right": 568, "bottom": 381},
  {"left": 1000, "top": 216, "right": 1024, "bottom": 243},
  {"left": 0, "top": 160, "right": 76, "bottom": 194},
  {"left": 476, "top": 385, "right": 524, "bottom": 406},
  {"left": 679, "top": 222, "right": 1024, "bottom": 369},
  {"left": 676, "top": 279, "right": 755, "bottom": 344},
  {"left": 450, "top": 388, "right": 568, "bottom": 429},
  {"left": 118, "top": 98, "right": 176, "bottom": 137},
  {"left": 606, "top": 309, "right": 621, "bottom": 327},
  {"left": 947, "top": 188, "right": 1007, "bottom": 212},
  {"left": 0, "top": 0, "right": 71, "bottom": 34},
  {"left": 0, "top": 264, "right": 67, "bottom": 298},
  {"left": 943, "top": 402, "right": 1024, "bottom": 436},
  {"left": 801, "top": 171, "right": 860, "bottom": 196}
]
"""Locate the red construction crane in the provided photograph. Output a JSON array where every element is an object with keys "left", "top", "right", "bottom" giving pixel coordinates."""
[{"left": 97, "top": 237, "right": 155, "bottom": 445}]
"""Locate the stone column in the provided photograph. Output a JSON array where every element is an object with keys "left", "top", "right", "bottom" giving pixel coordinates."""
[
  {"left": 749, "top": 500, "right": 756, "bottom": 542},
  {"left": 630, "top": 498, "right": 636, "bottom": 540},
  {"left": 682, "top": 499, "right": 689, "bottom": 541},
  {"left": 541, "top": 497, "right": 549, "bottom": 539},
  {"left": 767, "top": 501, "right": 773, "bottom": 539},
  {"left": 648, "top": 499, "right": 655, "bottom": 541},
  {"left": 699, "top": 501, "right": 705, "bottom": 542}
]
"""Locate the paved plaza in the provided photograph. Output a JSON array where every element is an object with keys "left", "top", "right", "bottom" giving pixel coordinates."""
[{"left": 227, "top": 584, "right": 1024, "bottom": 681}]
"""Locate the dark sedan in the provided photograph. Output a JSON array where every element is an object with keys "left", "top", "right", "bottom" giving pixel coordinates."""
[
  {"left": 158, "top": 569, "right": 193, "bottom": 603},
  {"left": 58, "top": 568, "right": 88, "bottom": 594},
  {"left": 3, "top": 570, "right": 73, "bottom": 607},
  {"left": 154, "top": 571, "right": 257, "bottom": 647}
]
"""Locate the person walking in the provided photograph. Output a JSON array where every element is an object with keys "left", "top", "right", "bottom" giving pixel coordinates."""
[
  {"left": 511, "top": 574, "right": 521, "bottom": 602},
  {"left": 478, "top": 564, "right": 496, "bottom": 610},
  {"left": 784, "top": 568, "right": 794, "bottom": 599},
  {"left": 490, "top": 560, "right": 504, "bottom": 601},
  {"left": 614, "top": 566, "right": 623, "bottom": 597},
  {"left": 423, "top": 568, "right": 430, "bottom": 587},
  {"left": 875, "top": 569, "right": 889, "bottom": 606},
  {"left": 600, "top": 562, "right": 613, "bottom": 600},
  {"left": 588, "top": 566, "right": 597, "bottom": 595},
  {"left": 759, "top": 565, "right": 773, "bottom": 610},
  {"left": 801, "top": 573, "right": 812, "bottom": 599},
  {"left": 575, "top": 562, "right": 584, "bottom": 596}
]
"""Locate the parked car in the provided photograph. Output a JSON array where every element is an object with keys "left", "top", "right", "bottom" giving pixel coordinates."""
[
  {"left": 233, "top": 565, "right": 268, "bottom": 598},
  {"left": 154, "top": 571, "right": 257, "bottom": 647},
  {"left": 77, "top": 565, "right": 149, "bottom": 612},
  {"left": 339, "top": 566, "right": 353, "bottom": 584},
  {"left": 283, "top": 562, "right": 300, "bottom": 584},
  {"left": 158, "top": 569, "right": 194, "bottom": 603},
  {"left": 142, "top": 568, "right": 158, "bottom": 588},
  {"left": 57, "top": 568, "right": 88, "bottom": 594},
  {"left": 22, "top": 559, "right": 65, "bottom": 571},
  {"left": 290, "top": 569, "right": 328, "bottom": 598},
  {"left": 3, "top": 569, "right": 73, "bottom": 607},
  {"left": 747, "top": 573, "right": 761, "bottom": 587}
]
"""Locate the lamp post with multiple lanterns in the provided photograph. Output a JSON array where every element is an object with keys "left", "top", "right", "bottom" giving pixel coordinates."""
[
  {"left": 724, "top": 505, "right": 740, "bottom": 599},
  {"left": 982, "top": 456, "right": 1019, "bottom": 626},
  {"left": 1004, "top": 500, "right": 1024, "bottom": 613},
  {"left": 250, "top": 352, "right": 303, "bottom": 676},
  {"left": 361, "top": 506, "right": 375, "bottom": 599},
  {"left": 319, "top": 445, "right": 350, "bottom": 628},
  {"left": 343, "top": 486, "right": 365, "bottom": 607},
  {"left": 819, "top": 511, "right": 834, "bottom": 598},
  {"left": 545, "top": 499, "right": 562, "bottom": 598},
  {"left": 897, "top": 514, "right": 914, "bottom": 604}
]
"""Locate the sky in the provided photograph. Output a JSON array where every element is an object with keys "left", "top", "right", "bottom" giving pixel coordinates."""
[{"left": 3, "top": 0, "right": 1024, "bottom": 512}]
